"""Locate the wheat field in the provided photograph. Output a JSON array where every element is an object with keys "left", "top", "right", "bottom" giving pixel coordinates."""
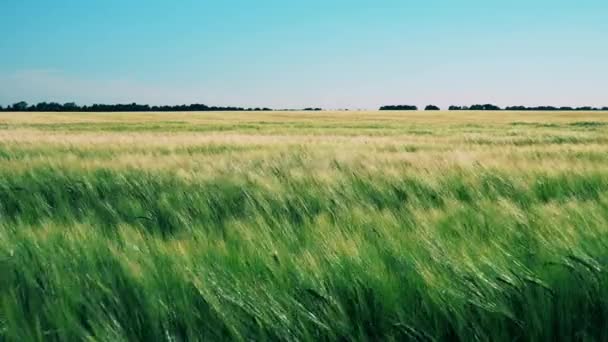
[{"left": 1, "top": 111, "right": 608, "bottom": 341}]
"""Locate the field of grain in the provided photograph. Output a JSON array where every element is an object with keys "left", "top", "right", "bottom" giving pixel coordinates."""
[{"left": 1, "top": 111, "right": 608, "bottom": 341}]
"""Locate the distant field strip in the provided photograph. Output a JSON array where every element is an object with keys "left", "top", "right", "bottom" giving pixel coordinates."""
[{"left": 1, "top": 111, "right": 608, "bottom": 341}]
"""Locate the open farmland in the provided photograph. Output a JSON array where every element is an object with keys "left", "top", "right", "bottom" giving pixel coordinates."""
[{"left": 1, "top": 110, "right": 608, "bottom": 341}]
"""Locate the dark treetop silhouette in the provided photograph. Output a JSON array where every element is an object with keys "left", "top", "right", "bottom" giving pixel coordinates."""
[{"left": 1, "top": 101, "right": 607, "bottom": 112}]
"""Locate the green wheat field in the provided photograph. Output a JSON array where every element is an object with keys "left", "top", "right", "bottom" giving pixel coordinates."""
[{"left": 1, "top": 110, "right": 608, "bottom": 341}]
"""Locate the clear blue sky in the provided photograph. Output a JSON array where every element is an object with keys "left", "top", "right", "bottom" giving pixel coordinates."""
[{"left": 1, "top": 0, "right": 606, "bottom": 109}]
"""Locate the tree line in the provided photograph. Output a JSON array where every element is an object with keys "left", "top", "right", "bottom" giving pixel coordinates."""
[
  {"left": 381, "top": 104, "right": 608, "bottom": 111},
  {"left": 0, "top": 101, "right": 273, "bottom": 112},
  {"left": 1, "top": 101, "right": 607, "bottom": 112}
]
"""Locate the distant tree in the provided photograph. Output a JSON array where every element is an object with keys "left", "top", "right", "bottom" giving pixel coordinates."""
[
  {"left": 34, "top": 102, "right": 47, "bottom": 111},
  {"left": 379, "top": 105, "right": 418, "bottom": 111},
  {"left": 44, "top": 102, "right": 64, "bottom": 111},
  {"left": 449, "top": 105, "right": 467, "bottom": 111},
  {"left": 424, "top": 105, "right": 440, "bottom": 111},
  {"left": 487, "top": 104, "right": 501, "bottom": 110},
  {"left": 63, "top": 102, "right": 78, "bottom": 111},
  {"left": 602, "top": 107, "right": 608, "bottom": 111},
  {"left": 469, "top": 104, "right": 501, "bottom": 111},
  {"left": 11, "top": 101, "right": 28, "bottom": 111}
]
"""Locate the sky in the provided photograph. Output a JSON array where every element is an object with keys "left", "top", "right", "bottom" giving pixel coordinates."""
[{"left": 1, "top": 0, "right": 607, "bottom": 109}]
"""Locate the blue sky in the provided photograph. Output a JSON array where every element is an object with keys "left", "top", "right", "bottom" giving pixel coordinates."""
[{"left": 1, "top": 0, "right": 607, "bottom": 109}]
